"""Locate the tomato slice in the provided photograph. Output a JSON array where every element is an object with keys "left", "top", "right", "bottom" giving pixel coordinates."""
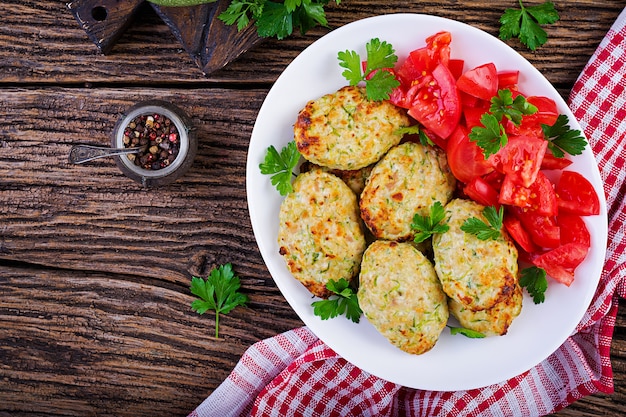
[
  {"left": 446, "top": 125, "right": 494, "bottom": 183},
  {"left": 541, "top": 153, "right": 573, "bottom": 170},
  {"left": 499, "top": 171, "right": 557, "bottom": 216},
  {"left": 556, "top": 171, "right": 601, "bottom": 216},
  {"left": 463, "top": 101, "right": 490, "bottom": 129},
  {"left": 521, "top": 96, "right": 559, "bottom": 128},
  {"left": 533, "top": 243, "right": 589, "bottom": 286},
  {"left": 489, "top": 135, "right": 548, "bottom": 187},
  {"left": 503, "top": 214, "right": 539, "bottom": 253},
  {"left": 497, "top": 71, "right": 519, "bottom": 89},
  {"left": 557, "top": 214, "right": 591, "bottom": 247},
  {"left": 396, "top": 31, "right": 452, "bottom": 87},
  {"left": 407, "top": 63, "right": 461, "bottom": 139},
  {"left": 464, "top": 176, "right": 500, "bottom": 207},
  {"left": 456, "top": 63, "right": 498, "bottom": 101},
  {"left": 448, "top": 59, "right": 465, "bottom": 80},
  {"left": 512, "top": 207, "right": 560, "bottom": 249}
]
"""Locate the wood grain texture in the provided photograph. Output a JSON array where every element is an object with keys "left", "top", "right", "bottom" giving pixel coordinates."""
[{"left": 1, "top": 1, "right": 625, "bottom": 416}]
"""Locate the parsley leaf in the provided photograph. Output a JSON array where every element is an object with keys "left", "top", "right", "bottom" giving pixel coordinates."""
[
  {"left": 395, "top": 125, "right": 435, "bottom": 146},
  {"left": 190, "top": 263, "right": 249, "bottom": 338},
  {"left": 490, "top": 89, "right": 538, "bottom": 125},
  {"left": 520, "top": 266, "right": 548, "bottom": 304},
  {"left": 338, "top": 38, "right": 400, "bottom": 101},
  {"left": 411, "top": 201, "right": 449, "bottom": 243},
  {"left": 469, "top": 113, "right": 509, "bottom": 158},
  {"left": 542, "top": 114, "right": 588, "bottom": 158},
  {"left": 448, "top": 326, "right": 486, "bottom": 338},
  {"left": 218, "top": 0, "right": 340, "bottom": 40},
  {"left": 499, "top": 1, "right": 560, "bottom": 51},
  {"left": 311, "top": 278, "right": 362, "bottom": 323},
  {"left": 259, "top": 141, "right": 301, "bottom": 196},
  {"left": 461, "top": 205, "right": 504, "bottom": 241}
]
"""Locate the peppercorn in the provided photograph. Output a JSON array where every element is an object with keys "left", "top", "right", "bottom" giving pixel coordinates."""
[{"left": 122, "top": 112, "right": 181, "bottom": 170}]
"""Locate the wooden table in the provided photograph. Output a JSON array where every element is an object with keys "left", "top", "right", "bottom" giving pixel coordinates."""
[{"left": 1, "top": 1, "right": 624, "bottom": 415}]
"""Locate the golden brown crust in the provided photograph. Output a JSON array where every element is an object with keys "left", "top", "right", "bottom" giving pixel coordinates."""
[{"left": 294, "top": 86, "right": 409, "bottom": 170}]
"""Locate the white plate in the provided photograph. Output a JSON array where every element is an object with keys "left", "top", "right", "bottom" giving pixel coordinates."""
[{"left": 246, "top": 14, "right": 608, "bottom": 391}]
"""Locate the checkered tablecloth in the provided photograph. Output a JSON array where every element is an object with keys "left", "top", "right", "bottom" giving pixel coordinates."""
[{"left": 190, "top": 9, "right": 626, "bottom": 417}]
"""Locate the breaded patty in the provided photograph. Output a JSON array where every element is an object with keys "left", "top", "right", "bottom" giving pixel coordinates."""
[
  {"left": 294, "top": 86, "right": 410, "bottom": 170},
  {"left": 278, "top": 169, "right": 366, "bottom": 298},
  {"left": 449, "top": 283, "right": 523, "bottom": 336},
  {"left": 358, "top": 241, "right": 449, "bottom": 355},
  {"left": 432, "top": 199, "right": 518, "bottom": 312},
  {"left": 359, "top": 142, "right": 456, "bottom": 241},
  {"left": 300, "top": 160, "right": 374, "bottom": 196}
]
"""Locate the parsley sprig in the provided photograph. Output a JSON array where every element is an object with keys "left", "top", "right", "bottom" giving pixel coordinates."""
[
  {"left": 542, "top": 114, "right": 588, "bottom": 157},
  {"left": 396, "top": 125, "right": 435, "bottom": 146},
  {"left": 311, "top": 278, "right": 362, "bottom": 323},
  {"left": 499, "top": 1, "right": 560, "bottom": 51},
  {"left": 448, "top": 326, "right": 486, "bottom": 338},
  {"left": 469, "top": 113, "right": 509, "bottom": 158},
  {"left": 190, "top": 263, "right": 249, "bottom": 338},
  {"left": 490, "top": 89, "right": 538, "bottom": 125},
  {"left": 259, "top": 141, "right": 301, "bottom": 196},
  {"left": 338, "top": 38, "right": 401, "bottom": 101},
  {"left": 520, "top": 266, "right": 548, "bottom": 304},
  {"left": 411, "top": 201, "right": 449, "bottom": 243},
  {"left": 470, "top": 90, "right": 537, "bottom": 158},
  {"left": 151, "top": 1, "right": 340, "bottom": 40},
  {"left": 461, "top": 206, "right": 504, "bottom": 241}
]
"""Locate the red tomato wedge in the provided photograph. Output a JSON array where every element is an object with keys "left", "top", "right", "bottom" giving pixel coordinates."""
[
  {"left": 556, "top": 171, "right": 601, "bottom": 216},
  {"left": 541, "top": 153, "right": 573, "bottom": 170},
  {"left": 396, "top": 31, "right": 452, "bottom": 87},
  {"left": 511, "top": 207, "right": 560, "bottom": 249},
  {"left": 503, "top": 215, "right": 540, "bottom": 253},
  {"left": 456, "top": 63, "right": 498, "bottom": 101},
  {"left": 499, "top": 171, "right": 557, "bottom": 216},
  {"left": 497, "top": 71, "right": 519, "bottom": 89},
  {"left": 448, "top": 59, "right": 465, "bottom": 80},
  {"left": 489, "top": 135, "right": 548, "bottom": 188},
  {"left": 558, "top": 214, "right": 591, "bottom": 247},
  {"left": 446, "top": 125, "right": 494, "bottom": 183},
  {"left": 521, "top": 96, "right": 559, "bottom": 127},
  {"left": 533, "top": 243, "right": 589, "bottom": 286},
  {"left": 407, "top": 63, "right": 461, "bottom": 139},
  {"left": 463, "top": 101, "right": 491, "bottom": 129},
  {"left": 464, "top": 176, "right": 500, "bottom": 208}
]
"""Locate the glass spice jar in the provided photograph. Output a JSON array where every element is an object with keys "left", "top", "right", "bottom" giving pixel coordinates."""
[{"left": 111, "top": 100, "right": 197, "bottom": 187}]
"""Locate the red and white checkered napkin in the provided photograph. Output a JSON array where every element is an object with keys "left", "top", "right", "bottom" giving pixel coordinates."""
[{"left": 190, "top": 10, "right": 626, "bottom": 417}]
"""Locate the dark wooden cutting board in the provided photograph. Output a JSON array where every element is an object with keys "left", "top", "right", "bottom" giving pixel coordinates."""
[{"left": 67, "top": 0, "right": 263, "bottom": 75}]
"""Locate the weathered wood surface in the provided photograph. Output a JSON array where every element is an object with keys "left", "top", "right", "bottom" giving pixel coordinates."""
[{"left": 0, "top": 1, "right": 624, "bottom": 416}]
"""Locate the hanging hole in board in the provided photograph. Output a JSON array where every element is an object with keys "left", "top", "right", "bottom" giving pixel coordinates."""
[{"left": 91, "top": 6, "right": 108, "bottom": 22}]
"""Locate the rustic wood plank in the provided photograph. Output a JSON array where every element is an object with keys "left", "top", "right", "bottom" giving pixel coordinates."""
[
  {"left": 0, "top": 265, "right": 302, "bottom": 417},
  {"left": 0, "top": 1, "right": 622, "bottom": 89},
  {"left": 0, "top": 87, "right": 269, "bottom": 283}
]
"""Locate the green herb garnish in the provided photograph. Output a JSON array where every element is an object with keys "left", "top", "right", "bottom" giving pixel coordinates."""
[
  {"left": 469, "top": 113, "right": 509, "bottom": 158},
  {"left": 396, "top": 125, "right": 435, "bottom": 146},
  {"left": 520, "top": 266, "right": 548, "bottom": 304},
  {"left": 259, "top": 141, "right": 301, "bottom": 196},
  {"left": 490, "top": 89, "right": 538, "bottom": 125},
  {"left": 461, "top": 206, "right": 504, "bottom": 241},
  {"left": 411, "top": 201, "right": 449, "bottom": 243},
  {"left": 158, "top": 0, "right": 341, "bottom": 40},
  {"left": 190, "top": 263, "right": 249, "bottom": 338},
  {"left": 311, "top": 278, "right": 362, "bottom": 323},
  {"left": 542, "top": 114, "right": 588, "bottom": 158},
  {"left": 499, "top": 1, "right": 560, "bottom": 51},
  {"left": 448, "top": 326, "right": 486, "bottom": 338},
  {"left": 338, "top": 38, "right": 400, "bottom": 101}
]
